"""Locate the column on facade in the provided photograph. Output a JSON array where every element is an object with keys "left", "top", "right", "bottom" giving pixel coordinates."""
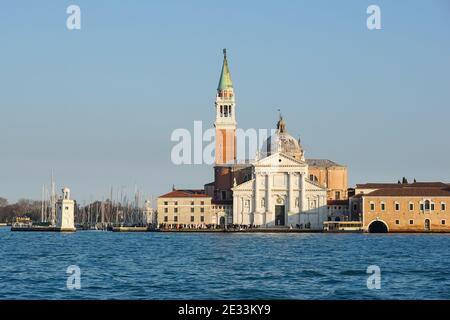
[
  {"left": 265, "top": 173, "right": 272, "bottom": 213},
  {"left": 233, "top": 194, "right": 238, "bottom": 224},
  {"left": 288, "top": 173, "right": 295, "bottom": 213},
  {"left": 236, "top": 196, "right": 242, "bottom": 225},
  {"left": 300, "top": 173, "right": 307, "bottom": 212},
  {"left": 254, "top": 173, "right": 260, "bottom": 213}
]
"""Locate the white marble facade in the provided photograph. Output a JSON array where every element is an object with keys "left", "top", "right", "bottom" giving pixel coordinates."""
[{"left": 232, "top": 153, "right": 327, "bottom": 230}]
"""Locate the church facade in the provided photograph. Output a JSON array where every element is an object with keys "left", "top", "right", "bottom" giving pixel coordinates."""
[{"left": 232, "top": 151, "right": 328, "bottom": 229}]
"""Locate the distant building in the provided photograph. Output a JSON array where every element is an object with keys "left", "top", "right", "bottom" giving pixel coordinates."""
[
  {"left": 351, "top": 182, "right": 450, "bottom": 232},
  {"left": 56, "top": 187, "right": 75, "bottom": 232},
  {"left": 143, "top": 200, "right": 155, "bottom": 225},
  {"left": 327, "top": 200, "right": 350, "bottom": 221},
  {"left": 307, "top": 159, "right": 348, "bottom": 200},
  {"left": 156, "top": 189, "right": 229, "bottom": 228}
]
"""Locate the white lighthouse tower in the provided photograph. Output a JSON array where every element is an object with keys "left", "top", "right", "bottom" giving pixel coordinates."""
[{"left": 56, "top": 187, "right": 76, "bottom": 232}]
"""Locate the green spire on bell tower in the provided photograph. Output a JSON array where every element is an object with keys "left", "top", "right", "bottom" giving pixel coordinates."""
[{"left": 217, "top": 48, "right": 233, "bottom": 91}]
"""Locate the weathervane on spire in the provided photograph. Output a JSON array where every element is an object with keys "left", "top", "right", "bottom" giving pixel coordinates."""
[{"left": 277, "top": 108, "right": 282, "bottom": 120}]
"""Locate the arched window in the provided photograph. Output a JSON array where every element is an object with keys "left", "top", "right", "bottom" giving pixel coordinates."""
[{"left": 424, "top": 200, "right": 431, "bottom": 211}]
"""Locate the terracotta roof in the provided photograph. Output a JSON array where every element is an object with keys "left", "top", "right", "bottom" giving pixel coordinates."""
[
  {"left": 212, "top": 200, "right": 233, "bottom": 205},
  {"left": 306, "top": 159, "right": 344, "bottom": 168},
  {"left": 356, "top": 182, "right": 448, "bottom": 189},
  {"left": 159, "top": 189, "right": 209, "bottom": 198},
  {"left": 365, "top": 187, "right": 450, "bottom": 197},
  {"left": 327, "top": 200, "right": 349, "bottom": 206},
  {"left": 356, "top": 183, "right": 401, "bottom": 189}
]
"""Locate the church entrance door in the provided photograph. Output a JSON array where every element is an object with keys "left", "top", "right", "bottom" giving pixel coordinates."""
[{"left": 275, "top": 205, "right": 285, "bottom": 226}]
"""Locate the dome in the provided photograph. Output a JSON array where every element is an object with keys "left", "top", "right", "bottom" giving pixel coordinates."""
[{"left": 260, "top": 116, "right": 304, "bottom": 161}]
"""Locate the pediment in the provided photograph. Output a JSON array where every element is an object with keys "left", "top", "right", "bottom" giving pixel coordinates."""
[
  {"left": 232, "top": 179, "right": 254, "bottom": 191},
  {"left": 255, "top": 152, "right": 307, "bottom": 168},
  {"left": 305, "top": 179, "right": 327, "bottom": 191}
]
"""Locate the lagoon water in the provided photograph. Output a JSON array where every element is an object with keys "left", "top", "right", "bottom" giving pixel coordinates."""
[{"left": 0, "top": 227, "right": 449, "bottom": 299}]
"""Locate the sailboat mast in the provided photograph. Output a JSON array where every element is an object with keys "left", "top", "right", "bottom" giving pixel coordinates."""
[{"left": 50, "top": 170, "right": 56, "bottom": 225}]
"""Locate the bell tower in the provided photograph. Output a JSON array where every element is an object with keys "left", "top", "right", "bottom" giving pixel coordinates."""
[{"left": 214, "top": 48, "right": 237, "bottom": 165}]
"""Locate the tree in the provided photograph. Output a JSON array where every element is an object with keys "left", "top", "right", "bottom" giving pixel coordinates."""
[{"left": 0, "top": 197, "right": 7, "bottom": 207}]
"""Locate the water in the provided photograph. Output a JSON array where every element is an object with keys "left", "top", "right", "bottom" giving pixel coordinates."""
[{"left": 0, "top": 227, "right": 449, "bottom": 299}]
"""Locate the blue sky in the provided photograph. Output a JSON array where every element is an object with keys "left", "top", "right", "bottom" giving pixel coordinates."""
[{"left": 1, "top": 0, "right": 449, "bottom": 203}]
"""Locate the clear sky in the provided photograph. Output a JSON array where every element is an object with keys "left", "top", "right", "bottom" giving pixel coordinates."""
[{"left": 1, "top": 0, "right": 449, "bottom": 203}]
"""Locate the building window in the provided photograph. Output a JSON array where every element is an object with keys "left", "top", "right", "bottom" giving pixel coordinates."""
[
  {"left": 442, "top": 220, "right": 446, "bottom": 225},
  {"left": 420, "top": 203, "right": 424, "bottom": 211},
  {"left": 381, "top": 202, "right": 386, "bottom": 211},
  {"left": 174, "top": 208, "right": 178, "bottom": 213},
  {"left": 221, "top": 191, "right": 226, "bottom": 200},
  {"left": 395, "top": 202, "right": 400, "bottom": 211},
  {"left": 190, "top": 216, "right": 195, "bottom": 222},
  {"left": 201, "top": 201, "right": 205, "bottom": 205},
  {"left": 431, "top": 203, "right": 435, "bottom": 211},
  {"left": 442, "top": 203, "right": 446, "bottom": 211},
  {"left": 424, "top": 200, "right": 430, "bottom": 211},
  {"left": 353, "top": 204, "right": 357, "bottom": 210},
  {"left": 335, "top": 191, "right": 341, "bottom": 200},
  {"left": 191, "top": 207, "right": 194, "bottom": 213},
  {"left": 395, "top": 220, "right": 400, "bottom": 225},
  {"left": 409, "top": 202, "right": 414, "bottom": 211},
  {"left": 164, "top": 208, "right": 168, "bottom": 213},
  {"left": 191, "top": 201, "right": 194, "bottom": 206},
  {"left": 261, "top": 198, "right": 265, "bottom": 207},
  {"left": 174, "top": 201, "right": 178, "bottom": 206},
  {"left": 200, "top": 208, "right": 204, "bottom": 213},
  {"left": 174, "top": 216, "right": 178, "bottom": 222},
  {"left": 409, "top": 220, "right": 414, "bottom": 225},
  {"left": 201, "top": 216, "right": 205, "bottom": 222},
  {"left": 370, "top": 202, "right": 375, "bottom": 211},
  {"left": 164, "top": 216, "right": 168, "bottom": 222},
  {"left": 164, "top": 201, "right": 168, "bottom": 205}
]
